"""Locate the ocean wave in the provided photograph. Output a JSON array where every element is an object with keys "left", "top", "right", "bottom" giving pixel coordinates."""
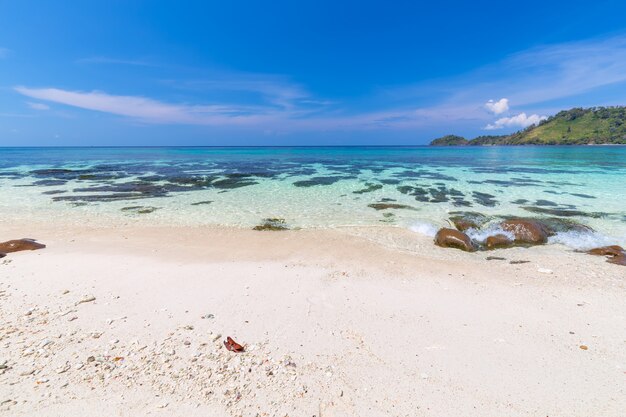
[
  {"left": 410, "top": 220, "right": 621, "bottom": 251},
  {"left": 547, "top": 230, "right": 617, "bottom": 251},
  {"left": 465, "top": 224, "right": 515, "bottom": 243},
  {"left": 409, "top": 221, "right": 439, "bottom": 237}
]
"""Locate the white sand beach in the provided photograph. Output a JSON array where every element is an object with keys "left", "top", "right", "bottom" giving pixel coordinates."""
[
  {"left": 1, "top": 223, "right": 624, "bottom": 416},
  {"left": 4, "top": 1, "right": 626, "bottom": 416}
]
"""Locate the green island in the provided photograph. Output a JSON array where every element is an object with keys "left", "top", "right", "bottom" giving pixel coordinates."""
[{"left": 430, "top": 106, "right": 626, "bottom": 145}]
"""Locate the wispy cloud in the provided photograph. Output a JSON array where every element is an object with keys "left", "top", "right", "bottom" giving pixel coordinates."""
[
  {"left": 0, "top": 47, "right": 10, "bottom": 59},
  {"left": 76, "top": 56, "right": 156, "bottom": 67},
  {"left": 498, "top": 35, "right": 626, "bottom": 105},
  {"left": 0, "top": 112, "right": 35, "bottom": 118},
  {"left": 374, "top": 33, "right": 626, "bottom": 128},
  {"left": 14, "top": 85, "right": 457, "bottom": 131},
  {"left": 444, "top": 34, "right": 626, "bottom": 110},
  {"left": 164, "top": 76, "right": 312, "bottom": 111},
  {"left": 14, "top": 86, "right": 308, "bottom": 126},
  {"left": 14, "top": 70, "right": 330, "bottom": 128},
  {"left": 26, "top": 101, "right": 50, "bottom": 110}
]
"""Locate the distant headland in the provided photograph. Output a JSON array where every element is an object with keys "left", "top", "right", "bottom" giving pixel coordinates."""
[{"left": 430, "top": 106, "right": 626, "bottom": 145}]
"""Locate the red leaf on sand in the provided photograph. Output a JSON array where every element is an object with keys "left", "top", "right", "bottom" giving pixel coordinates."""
[{"left": 224, "top": 336, "right": 245, "bottom": 352}]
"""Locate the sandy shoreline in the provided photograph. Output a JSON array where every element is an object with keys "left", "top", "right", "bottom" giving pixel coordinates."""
[{"left": 1, "top": 224, "right": 625, "bottom": 416}]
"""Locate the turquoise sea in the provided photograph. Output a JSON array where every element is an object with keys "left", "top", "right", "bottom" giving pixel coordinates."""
[{"left": 0, "top": 146, "right": 624, "bottom": 249}]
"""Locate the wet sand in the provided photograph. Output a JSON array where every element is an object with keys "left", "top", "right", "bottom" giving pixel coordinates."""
[{"left": 0, "top": 224, "right": 625, "bottom": 416}]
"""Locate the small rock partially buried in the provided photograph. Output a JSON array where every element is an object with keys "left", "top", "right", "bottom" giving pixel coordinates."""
[
  {"left": 587, "top": 245, "right": 626, "bottom": 266},
  {"left": 253, "top": 218, "right": 289, "bottom": 231},
  {"left": 75, "top": 295, "right": 96, "bottom": 306},
  {"left": 0, "top": 239, "right": 46, "bottom": 254},
  {"left": 485, "top": 234, "right": 513, "bottom": 250},
  {"left": 434, "top": 228, "right": 475, "bottom": 252}
]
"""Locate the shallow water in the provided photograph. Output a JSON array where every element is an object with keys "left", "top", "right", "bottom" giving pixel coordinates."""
[{"left": 0, "top": 146, "right": 624, "bottom": 249}]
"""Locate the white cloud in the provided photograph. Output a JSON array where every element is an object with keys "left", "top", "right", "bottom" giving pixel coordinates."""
[
  {"left": 27, "top": 102, "right": 50, "bottom": 110},
  {"left": 0, "top": 47, "right": 10, "bottom": 58},
  {"left": 484, "top": 98, "right": 509, "bottom": 114},
  {"left": 485, "top": 112, "right": 547, "bottom": 130}
]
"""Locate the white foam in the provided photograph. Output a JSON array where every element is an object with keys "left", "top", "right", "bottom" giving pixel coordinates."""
[
  {"left": 410, "top": 221, "right": 439, "bottom": 238},
  {"left": 548, "top": 230, "right": 616, "bottom": 251},
  {"left": 465, "top": 224, "right": 515, "bottom": 243}
]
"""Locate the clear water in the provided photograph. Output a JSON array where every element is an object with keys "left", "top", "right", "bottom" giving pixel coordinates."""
[{"left": 0, "top": 146, "right": 624, "bottom": 249}]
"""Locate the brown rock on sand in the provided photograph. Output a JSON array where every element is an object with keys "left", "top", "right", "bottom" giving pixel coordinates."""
[
  {"left": 434, "top": 228, "right": 475, "bottom": 252},
  {"left": 500, "top": 220, "right": 550, "bottom": 245},
  {"left": 587, "top": 245, "right": 626, "bottom": 266},
  {"left": 588, "top": 245, "right": 623, "bottom": 257},
  {"left": 0, "top": 239, "right": 46, "bottom": 253},
  {"left": 485, "top": 234, "right": 513, "bottom": 250}
]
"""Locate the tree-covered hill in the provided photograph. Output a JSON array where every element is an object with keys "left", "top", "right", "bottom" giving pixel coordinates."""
[
  {"left": 430, "top": 106, "right": 626, "bottom": 145},
  {"left": 429, "top": 135, "right": 468, "bottom": 146}
]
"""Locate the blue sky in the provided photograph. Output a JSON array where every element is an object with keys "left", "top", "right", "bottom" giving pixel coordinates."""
[{"left": 2, "top": 0, "right": 626, "bottom": 146}]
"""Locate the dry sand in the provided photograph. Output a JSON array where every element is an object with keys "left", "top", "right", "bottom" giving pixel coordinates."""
[{"left": 0, "top": 223, "right": 625, "bottom": 416}]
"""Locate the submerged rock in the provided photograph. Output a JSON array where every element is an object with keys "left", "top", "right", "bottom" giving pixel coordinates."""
[
  {"left": 30, "top": 168, "right": 75, "bottom": 176},
  {"left": 367, "top": 203, "right": 416, "bottom": 211},
  {"left": 32, "top": 179, "right": 68, "bottom": 186},
  {"left": 570, "top": 193, "right": 596, "bottom": 199},
  {"left": 190, "top": 200, "right": 213, "bottom": 206},
  {"left": 587, "top": 245, "right": 626, "bottom": 266},
  {"left": 293, "top": 176, "right": 344, "bottom": 187},
  {"left": 212, "top": 177, "right": 258, "bottom": 189},
  {"left": 0, "top": 239, "right": 46, "bottom": 253},
  {"left": 472, "top": 191, "right": 497, "bottom": 207},
  {"left": 353, "top": 183, "right": 383, "bottom": 194},
  {"left": 500, "top": 219, "right": 550, "bottom": 245},
  {"left": 167, "top": 176, "right": 216, "bottom": 187},
  {"left": 397, "top": 184, "right": 468, "bottom": 205},
  {"left": 434, "top": 228, "right": 475, "bottom": 252},
  {"left": 121, "top": 206, "right": 159, "bottom": 214},
  {"left": 534, "top": 199, "right": 559, "bottom": 207},
  {"left": 522, "top": 206, "right": 605, "bottom": 218},
  {"left": 538, "top": 217, "right": 593, "bottom": 234},
  {"left": 449, "top": 211, "right": 490, "bottom": 232},
  {"left": 53, "top": 193, "right": 150, "bottom": 203}
]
